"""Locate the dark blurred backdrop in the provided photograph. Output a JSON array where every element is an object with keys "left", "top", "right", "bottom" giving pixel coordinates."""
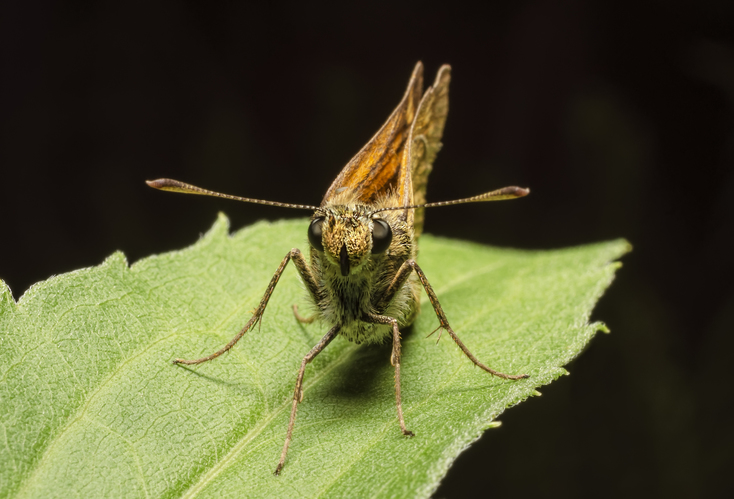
[{"left": 1, "top": 1, "right": 732, "bottom": 497}]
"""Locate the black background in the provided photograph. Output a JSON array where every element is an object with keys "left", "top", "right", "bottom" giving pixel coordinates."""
[{"left": 2, "top": 1, "right": 732, "bottom": 497}]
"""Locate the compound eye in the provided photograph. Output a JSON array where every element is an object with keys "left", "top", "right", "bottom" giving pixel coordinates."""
[
  {"left": 371, "top": 219, "right": 392, "bottom": 254},
  {"left": 308, "top": 218, "right": 325, "bottom": 251}
]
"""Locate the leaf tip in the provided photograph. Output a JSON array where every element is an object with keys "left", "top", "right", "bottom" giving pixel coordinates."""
[
  {"left": 211, "top": 212, "right": 232, "bottom": 236},
  {"left": 0, "top": 278, "right": 16, "bottom": 308},
  {"left": 191, "top": 213, "right": 232, "bottom": 247},
  {"left": 595, "top": 322, "right": 611, "bottom": 334},
  {"left": 102, "top": 250, "right": 129, "bottom": 269}
]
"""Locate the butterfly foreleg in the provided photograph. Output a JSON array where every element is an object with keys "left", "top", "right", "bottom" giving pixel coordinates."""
[
  {"left": 173, "top": 248, "right": 318, "bottom": 365},
  {"left": 385, "top": 259, "right": 529, "bottom": 380}
]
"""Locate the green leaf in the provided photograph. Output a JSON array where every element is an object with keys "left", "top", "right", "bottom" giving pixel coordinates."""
[{"left": 0, "top": 215, "right": 629, "bottom": 498}]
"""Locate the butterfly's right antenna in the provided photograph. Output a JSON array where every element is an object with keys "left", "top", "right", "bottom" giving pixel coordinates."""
[{"left": 146, "top": 178, "right": 320, "bottom": 211}]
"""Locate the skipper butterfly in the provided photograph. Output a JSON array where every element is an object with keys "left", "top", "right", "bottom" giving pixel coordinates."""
[{"left": 147, "top": 62, "right": 529, "bottom": 474}]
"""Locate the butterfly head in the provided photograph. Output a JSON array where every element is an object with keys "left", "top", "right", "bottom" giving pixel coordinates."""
[{"left": 308, "top": 205, "right": 393, "bottom": 277}]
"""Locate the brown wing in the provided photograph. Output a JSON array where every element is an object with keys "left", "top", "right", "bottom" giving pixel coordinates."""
[
  {"left": 321, "top": 62, "right": 424, "bottom": 207},
  {"left": 406, "top": 65, "right": 451, "bottom": 238}
]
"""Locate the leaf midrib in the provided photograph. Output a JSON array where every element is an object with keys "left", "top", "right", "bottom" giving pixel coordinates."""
[{"left": 178, "top": 341, "right": 362, "bottom": 498}]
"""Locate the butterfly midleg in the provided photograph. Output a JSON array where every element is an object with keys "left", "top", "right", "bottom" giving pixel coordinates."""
[
  {"left": 173, "top": 248, "right": 320, "bottom": 365},
  {"left": 275, "top": 324, "right": 341, "bottom": 475},
  {"left": 362, "top": 313, "right": 415, "bottom": 438},
  {"left": 382, "top": 259, "right": 528, "bottom": 380},
  {"left": 292, "top": 304, "right": 317, "bottom": 324}
]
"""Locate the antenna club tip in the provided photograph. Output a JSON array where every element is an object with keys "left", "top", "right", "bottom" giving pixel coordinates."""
[
  {"left": 146, "top": 178, "right": 178, "bottom": 190},
  {"left": 515, "top": 187, "right": 530, "bottom": 197}
]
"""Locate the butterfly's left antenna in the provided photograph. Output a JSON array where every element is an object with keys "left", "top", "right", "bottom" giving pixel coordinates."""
[{"left": 373, "top": 186, "right": 530, "bottom": 214}]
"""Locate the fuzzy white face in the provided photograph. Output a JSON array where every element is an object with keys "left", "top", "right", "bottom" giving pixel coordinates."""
[
  {"left": 308, "top": 206, "right": 392, "bottom": 277},
  {"left": 304, "top": 192, "right": 419, "bottom": 345}
]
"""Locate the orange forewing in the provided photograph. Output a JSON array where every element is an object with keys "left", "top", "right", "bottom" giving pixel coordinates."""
[
  {"left": 321, "top": 63, "right": 424, "bottom": 207},
  {"left": 321, "top": 62, "right": 451, "bottom": 239}
]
